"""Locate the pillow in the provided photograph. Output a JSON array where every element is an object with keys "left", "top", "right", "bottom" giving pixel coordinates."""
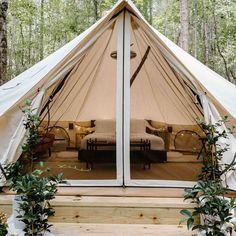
[
  {"left": 130, "top": 119, "right": 147, "bottom": 133},
  {"left": 94, "top": 120, "right": 116, "bottom": 133}
]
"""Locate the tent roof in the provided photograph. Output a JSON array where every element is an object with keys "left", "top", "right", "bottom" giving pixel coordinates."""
[
  {"left": 0, "top": 0, "right": 126, "bottom": 117},
  {"left": 0, "top": 0, "right": 236, "bottom": 122},
  {"left": 1, "top": 0, "right": 236, "bottom": 189}
]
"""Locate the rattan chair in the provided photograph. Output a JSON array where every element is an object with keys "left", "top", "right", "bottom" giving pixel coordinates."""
[{"left": 174, "top": 130, "right": 203, "bottom": 155}]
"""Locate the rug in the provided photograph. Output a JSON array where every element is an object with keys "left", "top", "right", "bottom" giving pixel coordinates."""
[{"left": 167, "top": 151, "right": 201, "bottom": 163}]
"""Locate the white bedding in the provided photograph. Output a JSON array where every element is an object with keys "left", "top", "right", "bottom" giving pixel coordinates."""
[{"left": 80, "top": 132, "right": 165, "bottom": 150}]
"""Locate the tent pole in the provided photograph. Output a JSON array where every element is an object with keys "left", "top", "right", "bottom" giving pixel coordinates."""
[
  {"left": 130, "top": 46, "right": 150, "bottom": 87},
  {"left": 39, "top": 69, "right": 72, "bottom": 120}
]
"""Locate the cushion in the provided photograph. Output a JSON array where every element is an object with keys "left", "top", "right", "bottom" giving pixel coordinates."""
[
  {"left": 94, "top": 120, "right": 116, "bottom": 133},
  {"left": 130, "top": 119, "right": 147, "bottom": 133}
]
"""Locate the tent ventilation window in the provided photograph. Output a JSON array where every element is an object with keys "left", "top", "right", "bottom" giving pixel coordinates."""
[{"left": 110, "top": 50, "right": 137, "bottom": 59}]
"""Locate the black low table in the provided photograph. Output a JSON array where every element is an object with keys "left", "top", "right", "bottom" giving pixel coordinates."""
[{"left": 78, "top": 139, "right": 166, "bottom": 169}]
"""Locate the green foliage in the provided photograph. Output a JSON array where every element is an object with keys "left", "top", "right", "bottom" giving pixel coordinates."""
[
  {"left": 0, "top": 99, "right": 65, "bottom": 236},
  {"left": 1, "top": 160, "right": 64, "bottom": 235},
  {"left": 180, "top": 118, "right": 236, "bottom": 235},
  {"left": 1, "top": 161, "right": 25, "bottom": 187},
  {"left": 12, "top": 170, "right": 64, "bottom": 236},
  {"left": 197, "top": 117, "right": 236, "bottom": 182},
  {"left": 0, "top": 211, "right": 8, "bottom": 236},
  {"left": 21, "top": 99, "right": 41, "bottom": 171},
  {"left": 6, "top": 0, "right": 235, "bottom": 83},
  {"left": 1, "top": 152, "right": 64, "bottom": 235},
  {"left": 181, "top": 181, "right": 236, "bottom": 235}
]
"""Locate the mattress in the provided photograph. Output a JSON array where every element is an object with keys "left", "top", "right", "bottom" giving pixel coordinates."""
[{"left": 80, "top": 132, "right": 165, "bottom": 150}]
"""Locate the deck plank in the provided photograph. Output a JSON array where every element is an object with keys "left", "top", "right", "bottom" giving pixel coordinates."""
[
  {"left": 51, "top": 223, "right": 197, "bottom": 236},
  {"left": 2, "top": 187, "right": 186, "bottom": 198},
  {"left": 0, "top": 195, "right": 194, "bottom": 224}
]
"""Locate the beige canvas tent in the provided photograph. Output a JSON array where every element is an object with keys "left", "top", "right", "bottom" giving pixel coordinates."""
[{"left": 0, "top": 0, "right": 236, "bottom": 188}]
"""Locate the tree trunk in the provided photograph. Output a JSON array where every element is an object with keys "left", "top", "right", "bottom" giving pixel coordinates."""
[
  {"left": 180, "top": 0, "right": 189, "bottom": 52},
  {"left": 19, "top": 23, "right": 25, "bottom": 67},
  {"left": 12, "top": 15, "right": 18, "bottom": 76},
  {"left": 193, "top": 0, "right": 198, "bottom": 58},
  {"left": 40, "top": 0, "right": 44, "bottom": 60},
  {"left": 203, "top": 21, "right": 209, "bottom": 66},
  {"left": 212, "top": 3, "right": 235, "bottom": 82},
  {"left": 164, "top": 0, "right": 169, "bottom": 36},
  {"left": 28, "top": 23, "right": 32, "bottom": 65},
  {"left": 0, "top": 0, "right": 8, "bottom": 85},
  {"left": 149, "top": 0, "right": 153, "bottom": 25},
  {"left": 202, "top": 0, "right": 209, "bottom": 66},
  {"left": 92, "top": 0, "right": 98, "bottom": 22}
]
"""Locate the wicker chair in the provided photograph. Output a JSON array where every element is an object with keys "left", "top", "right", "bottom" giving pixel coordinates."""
[
  {"left": 174, "top": 130, "right": 203, "bottom": 154},
  {"left": 34, "top": 133, "right": 55, "bottom": 157}
]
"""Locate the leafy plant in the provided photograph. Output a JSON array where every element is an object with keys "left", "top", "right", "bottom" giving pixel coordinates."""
[
  {"left": 180, "top": 117, "right": 236, "bottom": 236},
  {"left": 0, "top": 99, "right": 65, "bottom": 236},
  {"left": 0, "top": 211, "right": 8, "bottom": 236},
  {"left": 1, "top": 161, "right": 64, "bottom": 236},
  {"left": 12, "top": 169, "right": 63, "bottom": 236},
  {"left": 196, "top": 117, "right": 236, "bottom": 183},
  {"left": 21, "top": 99, "right": 41, "bottom": 170},
  {"left": 1, "top": 161, "right": 25, "bottom": 185}
]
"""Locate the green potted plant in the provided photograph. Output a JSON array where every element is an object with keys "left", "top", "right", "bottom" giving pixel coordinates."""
[
  {"left": 1, "top": 100, "right": 65, "bottom": 236},
  {"left": 180, "top": 117, "right": 236, "bottom": 236},
  {"left": 8, "top": 167, "right": 63, "bottom": 236},
  {"left": 2, "top": 161, "right": 63, "bottom": 236}
]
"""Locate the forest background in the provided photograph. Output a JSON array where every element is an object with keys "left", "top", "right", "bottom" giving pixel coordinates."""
[{"left": 0, "top": 0, "right": 235, "bottom": 85}]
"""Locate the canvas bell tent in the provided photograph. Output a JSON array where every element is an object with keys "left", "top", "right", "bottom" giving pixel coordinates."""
[{"left": 1, "top": 0, "right": 236, "bottom": 188}]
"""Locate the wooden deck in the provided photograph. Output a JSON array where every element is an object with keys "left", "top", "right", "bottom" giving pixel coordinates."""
[
  {"left": 1, "top": 193, "right": 197, "bottom": 235},
  {"left": 0, "top": 191, "right": 195, "bottom": 225},
  {"left": 1, "top": 188, "right": 236, "bottom": 235}
]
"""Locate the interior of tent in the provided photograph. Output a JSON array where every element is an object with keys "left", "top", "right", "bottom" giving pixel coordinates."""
[{"left": 29, "top": 12, "right": 205, "bottom": 183}]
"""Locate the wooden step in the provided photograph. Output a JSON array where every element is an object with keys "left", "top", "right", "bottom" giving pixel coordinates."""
[
  {"left": 56, "top": 187, "right": 187, "bottom": 197},
  {"left": 51, "top": 196, "right": 194, "bottom": 225},
  {"left": 50, "top": 223, "right": 196, "bottom": 236},
  {"left": 3, "top": 186, "right": 236, "bottom": 198},
  {"left": 0, "top": 194, "right": 195, "bottom": 225},
  {"left": 2, "top": 187, "right": 186, "bottom": 197}
]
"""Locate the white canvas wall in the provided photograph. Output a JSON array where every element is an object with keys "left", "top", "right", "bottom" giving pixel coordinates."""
[{"left": 0, "top": 0, "right": 236, "bottom": 188}]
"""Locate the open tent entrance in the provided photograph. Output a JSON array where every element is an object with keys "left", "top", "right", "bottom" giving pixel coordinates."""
[
  {"left": 39, "top": 15, "right": 120, "bottom": 185},
  {"left": 35, "top": 10, "right": 204, "bottom": 187},
  {"left": 129, "top": 18, "right": 203, "bottom": 124},
  {"left": 128, "top": 17, "right": 204, "bottom": 185}
]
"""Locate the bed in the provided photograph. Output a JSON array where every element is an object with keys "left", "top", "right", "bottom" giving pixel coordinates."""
[{"left": 78, "top": 120, "right": 167, "bottom": 169}]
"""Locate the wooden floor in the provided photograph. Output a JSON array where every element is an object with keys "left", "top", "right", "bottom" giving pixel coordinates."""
[{"left": 35, "top": 150, "right": 202, "bottom": 181}]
